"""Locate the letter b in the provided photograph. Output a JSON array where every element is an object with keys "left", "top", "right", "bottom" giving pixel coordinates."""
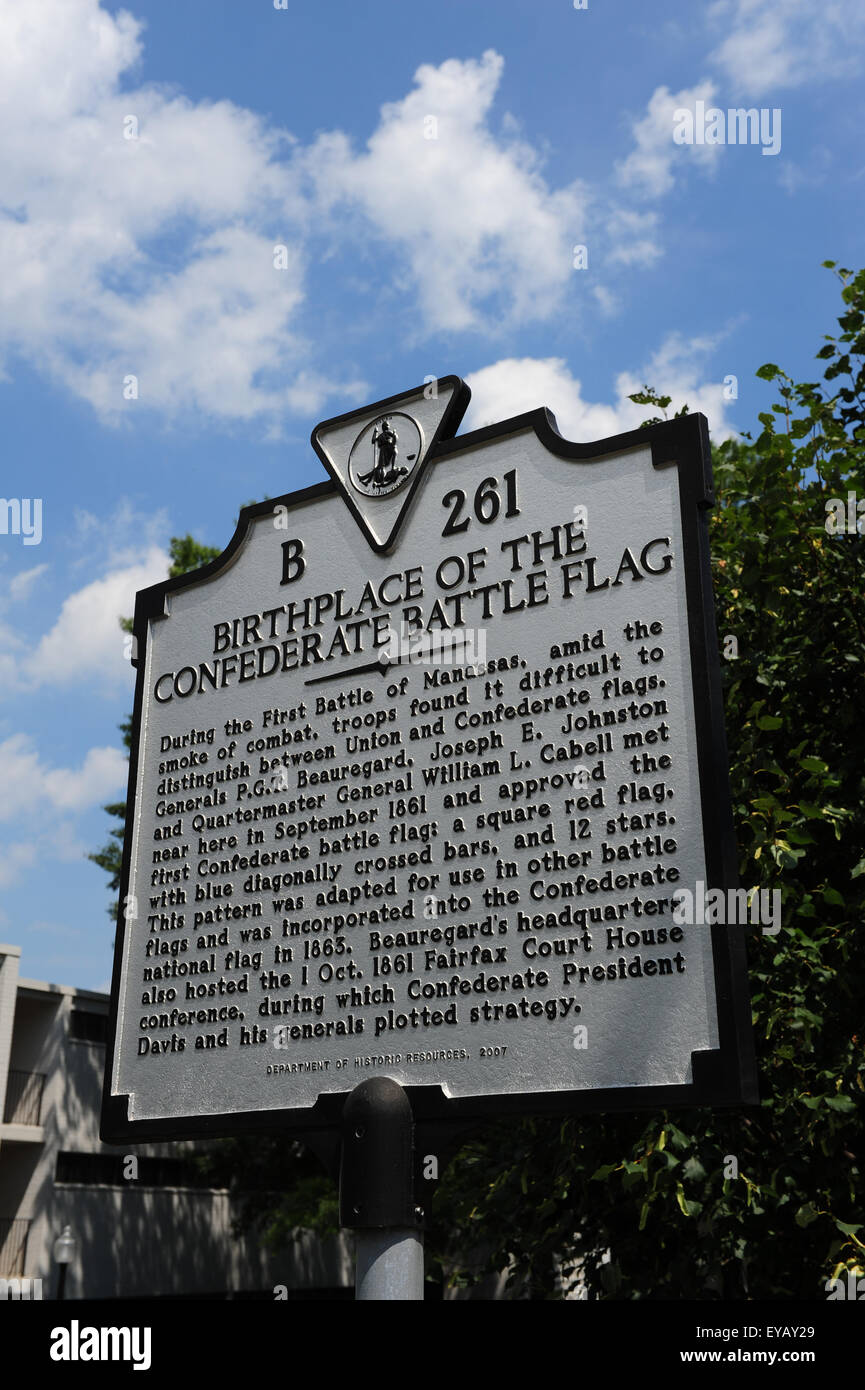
[{"left": 280, "top": 538, "right": 305, "bottom": 585}]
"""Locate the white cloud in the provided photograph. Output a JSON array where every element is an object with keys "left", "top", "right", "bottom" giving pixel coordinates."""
[
  {"left": 304, "top": 50, "right": 588, "bottom": 333},
  {"left": 0, "top": 842, "right": 38, "bottom": 889},
  {"left": 612, "top": 3, "right": 864, "bottom": 210},
  {"left": 591, "top": 285, "right": 621, "bottom": 318},
  {"left": 604, "top": 209, "right": 664, "bottom": 268},
  {"left": 0, "top": 815, "right": 117, "bottom": 892},
  {"left": 707, "top": 0, "right": 865, "bottom": 97},
  {"left": 47, "top": 746, "right": 129, "bottom": 812},
  {"left": 616, "top": 332, "right": 739, "bottom": 439},
  {"left": 466, "top": 357, "right": 635, "bottom": 439},
  {"left": 777, "top": 150, "right": 833, "bottom": 195},
  {"left": 0, "top": 543, "right": 167, "bottom": 695},
  {"left": 56, "top": 226, "right": 310, "bottom": 422},
  {"left": 0, "top": 734, "right": 127, "bottom": 821},
  {"left": 4, "top": 0, "right": 819, "bottom": 429},
  {"left": 0, "top": 0, "right": 355, "bottom": 424},
  {"left": 8, "top": 565, "right": 48, "bottom": 601},
  {"left": 28, "top": 922, "right": 88, "bottom": 939},
  {"left": 0, "top": 5, "right": 594, "bottom": 416},
  {"left": 0, "top": 0, "right": 143, "bottom": 120},
  {"left": 464, "top": 338, "right": 737, "bottom": 443},
  {"left": 22, "top": 547, "right": 168, "bottom": 689},
  {"left": 0, "top": 616, "right": 28, "bottom": 690},
  {"left": 616, "top": 83, "right": 721, "bottom": 199}
]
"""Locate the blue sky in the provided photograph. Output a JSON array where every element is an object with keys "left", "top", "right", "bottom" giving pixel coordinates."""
[{"left": 1, "top": 0, "right": 862, "bottom": 989}]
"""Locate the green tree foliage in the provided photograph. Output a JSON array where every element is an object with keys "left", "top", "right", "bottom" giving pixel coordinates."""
[
  {"left": 192, "top": 1134, "right": 340, "bottom": 1248},
  {"left": 430, "top": 263, "right": 865, "bottom": 1299},
  {"left": 165, "top": 534, "right": 223, "bottom": 580}
]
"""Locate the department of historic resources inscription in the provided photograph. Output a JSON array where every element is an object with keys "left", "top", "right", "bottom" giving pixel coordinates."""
[{"left": 110, "top": 424, "right": 723, "bottom": 1125}]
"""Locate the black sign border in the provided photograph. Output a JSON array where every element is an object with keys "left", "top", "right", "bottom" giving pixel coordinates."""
[{"left": 102, "top": 400, "right": 759, "bottom": 1144}]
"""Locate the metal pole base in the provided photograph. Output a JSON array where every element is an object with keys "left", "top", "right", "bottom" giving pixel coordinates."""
[
  {"left": 355, "top": 1229, "right": 424, "bottom": 1301},
  {"left": 340, "top": 1077, "right": 424, "bottom": 1301}
]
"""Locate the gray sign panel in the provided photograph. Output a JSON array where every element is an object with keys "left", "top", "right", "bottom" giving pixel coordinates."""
[{"left": 102, "top": 377, "right": 756, "bottom": 1141}]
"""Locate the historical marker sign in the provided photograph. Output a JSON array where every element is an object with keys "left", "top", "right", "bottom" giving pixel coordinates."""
[{"left": 102, "top": 376, "right": 757, "bottom": 1143}]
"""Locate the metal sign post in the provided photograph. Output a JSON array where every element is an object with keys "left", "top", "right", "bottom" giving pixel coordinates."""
[{"left": 340, "top": 1077, "right": 423, "bottom": 1300}]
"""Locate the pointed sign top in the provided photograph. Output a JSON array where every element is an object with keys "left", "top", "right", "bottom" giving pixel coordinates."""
[{"left": 311, "top": 375, "right": 470, "bottom": 553}]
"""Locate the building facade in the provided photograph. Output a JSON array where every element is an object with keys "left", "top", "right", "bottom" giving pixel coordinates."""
[{"left": 0, "top": 943, "right": 351, "bottom": 1298}]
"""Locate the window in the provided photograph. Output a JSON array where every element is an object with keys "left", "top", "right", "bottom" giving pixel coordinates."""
[
  {"left": 55, "top": 1151, "right": 220, "bottom": 1189},
  {"left": 69, "top": 1009, "right": 108, "bottom": 1043}
]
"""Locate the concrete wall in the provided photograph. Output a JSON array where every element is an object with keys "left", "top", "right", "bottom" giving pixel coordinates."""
[
  {"left": 0, "top": 947, "right": 22, "bottom": 1144},
  {"left": 28, "top": 1183, "right": 352, "bottom": 1299},
  {"left": 0, "top": 961, "right": 352, "bottom": 1297}
]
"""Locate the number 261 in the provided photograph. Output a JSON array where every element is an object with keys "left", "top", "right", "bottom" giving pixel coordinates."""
[{"left": 441, "top": 470, "right": 519, "bottom": 537}]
